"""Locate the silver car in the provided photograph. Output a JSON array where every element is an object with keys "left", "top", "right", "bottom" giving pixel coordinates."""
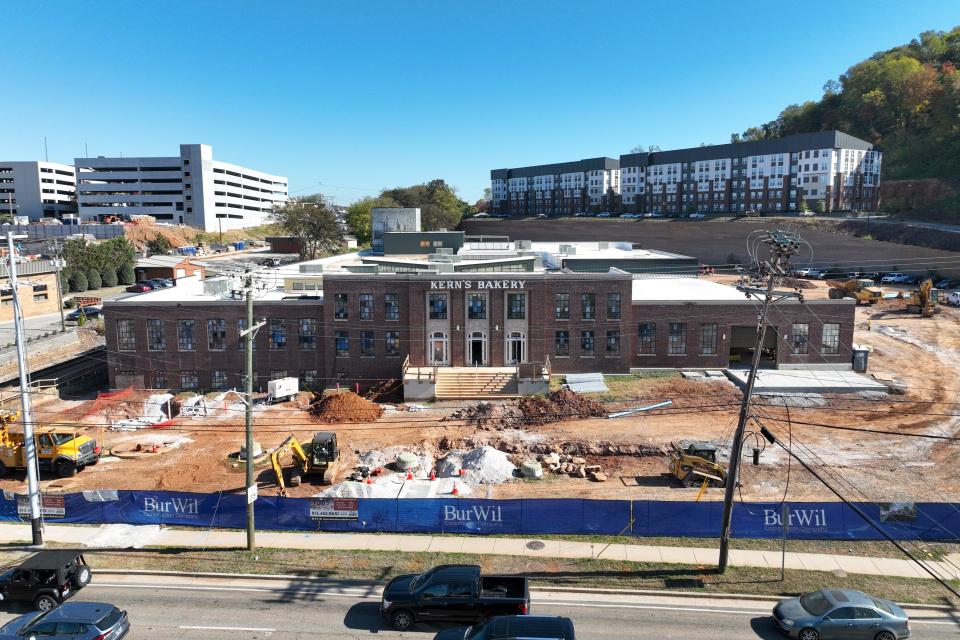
[{"left": 773, "top": 589, "right": 910, "bottom": 640}]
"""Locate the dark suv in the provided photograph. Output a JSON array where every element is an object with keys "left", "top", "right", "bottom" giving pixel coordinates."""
[
  {"left": 434, "top": 616, "right": 575, "bottom": 640},
  {"left": 0, "top": 602, "right": 128, "bottom": 639},
  {"left": 0, "top": 551, "right": 92, "bottom": 612}
]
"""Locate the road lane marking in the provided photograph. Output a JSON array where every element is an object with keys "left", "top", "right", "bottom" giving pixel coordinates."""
[{"left": 179, "top": 626, "right": 275, "bottom": 632}]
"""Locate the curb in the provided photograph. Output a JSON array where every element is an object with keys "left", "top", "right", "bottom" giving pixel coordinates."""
[{"left": 93, "top": 569, "right": 956, "bottom": 612}]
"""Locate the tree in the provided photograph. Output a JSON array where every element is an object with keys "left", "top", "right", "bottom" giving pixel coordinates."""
[
  {"left": 815, "top": 199, "right": 828, "bottom": 214},
  {"left": 68, "top": 271, "right": 88, "bottom": 293},
  {"left": 629, "top": 144, "right": 646, "bottom": 153},
  {"left": 146, "top": 236, "right": 172, "bottom": 254},
  {"left": 118, "top": 262, "right": 135, "bottom": 285},
  {"left": 344, "top": 195, "right": 399, "bottom": 245},
  {"left": 380, "top": 179, "right": 473, "bottom": 230},
  {"left": 100, "top": 266, "right": 118, "bottom": 288},
  {"left": 271, "top": 199, "right": 343, "bottom": 260},
  {"left": 86, "top": 269, "right": 102, "bottom": 290}
]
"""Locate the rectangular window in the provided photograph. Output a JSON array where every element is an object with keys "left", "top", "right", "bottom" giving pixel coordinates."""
[
  {"left": 177, "top": 320, "right": 196, "bottom": 351},
  {"left": 607, "top": 292, "right": 621, "bottom": 319},
  {"left": 606, "top": 330, "right": 621, "bottom": 357},
  {"left": 580, "top": 330, "right": 595, "bottom": 357},
  {"left": 555, "top": 293, "right": 570, "bottom": 320},
  {"left": 237, "top": 318, "right": 256, "bottom": 351},
  {"left": 298, "top": 318, "right": 316, "bottom": 350},
  {"left": 359, "top": 293, "right": 374, "bottom": 320},
  {"left": 638, "top": 322, "right": 656, "bottom": 354},
  {"left": 699, "top": 323, "right": 718, "bottom": 355},
  {"left": 467, "top": 293, "right": 486, "bottom": 319},
  {"left": 334, "top": 293, "right": 348, "bottom": 320},
  {"left": 300, "top": 370, "right": 318, "bottom": 389},
  {"left": 146, "top": 319, "right": 165, "bottom": 351},
  {"left": 151, "top": 371, "right": 168, "bottom": 389},
  {"left": 791, "top": 323, "right": 810, "bottom": 354},
  {"left": 581, "top": 293, "right": 596, "bottom": 320},
  {"left": 385, "top": 293, "right": 400, "bottom": 320},
  {"left": 207, "top": 319, "right": 226, "bottom": 351},
  {"left": 335, "top": 330, "right": 349, "bottom": 357},
  {"left": 429, "top": 293, "right": 447, "bottom": 320},
  {"left": 507, "top": 293, "right": 525, "bottom": 319},
  {"left": 668, "top": 322, "right": 687, "bottom": 355},
  {"left": 268, "top": 320, "right": 286, "bottom": 350},
  {"left": 180, "top": 371, "right": 198, "bottom": 390},
  {"left": 116, "top": 319, "right": 136, "bottom": 351},
  {"left": 270, "top": 370, "right": 287, "bottom": 380},
  {"left": 385, "top": 331, "right": 400, "bottom": 357},
  {"left": 555, "top": 330, "right": 570, "bottom": 356},
  {"left": 211, "top": 370, "right": 228, "bottom": 389},
  {"left": 360, "top": 330, "right": 375, "bottom": 357},
  {"left": 822, "top": 323, "right": 840, "bottom": 354}
]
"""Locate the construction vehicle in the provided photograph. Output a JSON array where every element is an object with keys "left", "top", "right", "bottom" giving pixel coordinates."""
[
  {"left": 669, "top": 440, "right": 727, "bottom": 488},
  {"left": 905, "top": 279, "right": 940, "bottom": 317},
  {"left": 270, "top": 432, "right": 340, "bottom": 495},
  {"left": 0, "top": 411, "right": 101, "bottom": 478},
  {"left": 826, "top": 278, "right": 883, "bottom": 305}
]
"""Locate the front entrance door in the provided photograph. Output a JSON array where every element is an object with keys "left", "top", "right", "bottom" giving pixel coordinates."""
[
  {"left": 506, "top": 331, "right": 525, "bottom": 365},
  {"left": 468, "top": 332, "right": 485, "bottom": 366},
  {"left": 429, "top": 332, "right": 449, "bottom": 366}
]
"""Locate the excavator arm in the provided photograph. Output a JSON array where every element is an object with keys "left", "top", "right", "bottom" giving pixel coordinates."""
[{"left": 269, "top": 435, "right": 309, "bottom": 496}]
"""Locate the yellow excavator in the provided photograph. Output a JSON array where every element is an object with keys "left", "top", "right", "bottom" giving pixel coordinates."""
[
  {"left": 669, "top": 441, "right": 727, "bottom": 488},
  {"left": 905, "top": 279, "right": 939, "bottom": 317},
  {"left": 826, "top": 279, "right": 883, "bottom": 305},
  {"left": 269, "top": 432, "right": 340, "bottom": 495}
]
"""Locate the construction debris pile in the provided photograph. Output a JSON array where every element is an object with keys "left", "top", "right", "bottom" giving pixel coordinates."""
[
  {"left": 309, "top": 391, "right": 384, "bottom": 424},
  {"left": 538, "top": 451, "right": 608, "bottom": 482},
  {"left": 436, "top": 446, "right": 517, "bottom": 485},
  {"left": 447, "top": 389, "right": 604, "bottom": 429}
]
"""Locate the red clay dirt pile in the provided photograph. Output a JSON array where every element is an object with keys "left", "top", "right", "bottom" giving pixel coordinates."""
[
  {"left": 309, "top": 391, "right": 384, "bottom": 423},
  {"left": 448, "top": 389, "right": 605, "bottom": 429}
]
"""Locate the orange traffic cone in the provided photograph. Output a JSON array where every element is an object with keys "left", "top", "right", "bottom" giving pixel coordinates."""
[
  {"left": 429, "top": 470, "right": 436, "bottom": 481},
  {"left": 452, "top": 483, "right": 459, "bottom": 496},
  {"left": 406, "top": 471, "right": 413, "bottom": 480},
  {"left": 366, "top": 477, "right": 373, "bottom": 485},
  {"left": 458, "top": 468, "right": 465, "bottom": 477}
]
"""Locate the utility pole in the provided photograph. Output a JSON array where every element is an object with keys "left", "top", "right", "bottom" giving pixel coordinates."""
[
  {"left": 6, "top": 233, "right": 43, "bottom": 545},
  {"left": 717, "top": 230, "right": 802, "bottom": 573},
  {"left": 238, "top": 270, "right": 264, "bottom": 551},
  {"left": 51, "top": 240, "right": 65, "bottom": 332}
]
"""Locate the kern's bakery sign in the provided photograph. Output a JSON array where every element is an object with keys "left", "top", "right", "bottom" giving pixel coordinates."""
[{"left": 430, "top": 280, "right": 525, "bottom": 290}]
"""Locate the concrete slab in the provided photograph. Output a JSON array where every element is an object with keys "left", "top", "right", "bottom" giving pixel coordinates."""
[
  {"left": 869, "top": 557, "right": 928, "bottom": 579},
  {"left": 656, "top": 545, "right": 700, "bottom": 565},
  {"left": 426, "top": 537, "right": 466, "bottom": 554},
  {"left": 835, "top": 555, "right": 888, "bottom": 576},
  {"left": 724, "top": 368, "right": 889, "bottom": 393}
]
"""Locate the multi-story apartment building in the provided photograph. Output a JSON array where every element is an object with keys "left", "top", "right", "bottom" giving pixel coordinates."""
[
  {"left": 0, "top": 161, "right": 77, "bottom": 221},
  {"left": 492, "top": 131, "right": 880, "bottom": 217},
  {"left": 490, "top": 158, "right": 619, "bottom": 217},
  {"left": 75, "top": 144, "right": 287, "bottom": 231}
]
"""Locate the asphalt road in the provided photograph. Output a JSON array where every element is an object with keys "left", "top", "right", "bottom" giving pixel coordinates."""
[{"left": 0, "top": 575, "right": 956, "bottom": 639}]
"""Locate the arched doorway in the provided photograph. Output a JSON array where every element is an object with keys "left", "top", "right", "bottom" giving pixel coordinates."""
[
  {"left": 505, "top": 331, "right": 525, "bottom": 365},
  {"left": 428, "top": 331, "right": 449, "bottom": 366},
  {"left": 467, "top": 331, "right": 486, "bottom": 366}
]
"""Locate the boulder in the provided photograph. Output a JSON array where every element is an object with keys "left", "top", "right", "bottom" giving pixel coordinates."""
[
  {"left": 571, "top": 456, "right": 587, "bottom": 465},
  {"left": 576, "top": 465, "right": 587, "bottom": 478},
  {"left": 590, "top": 471, "right": 608, "bottom": 482}
]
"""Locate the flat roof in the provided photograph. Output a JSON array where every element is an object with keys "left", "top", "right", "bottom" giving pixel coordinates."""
[{"left": 631, "top": 277, "right": 748, "bottom": 302}]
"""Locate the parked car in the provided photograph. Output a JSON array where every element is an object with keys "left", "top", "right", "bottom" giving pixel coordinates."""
[
  {"left": 794, "top": 268, "right": 825, "bottom": 279},
  {"left": 0, "top": 602, "right": 128, "bottom": 640},
  {"left": 125, "top": 281, "right": 154, "bottom": 293},
  {"left": 534, "top": 214, "right": 548, "bottom": 219},
  {"left": 881, "top": 272, "right": 908, "bottom": 284},
  {"left": 798, "top": 210, "right": 816, "bottom": 217},
  {"left": 772, "top": 588, "right": 910, "bottom": 640},
  {"left": 259, "top": 257, "right": 282, "bottom": 267},
  {"left": 381, "top": 564, "right": 529, "bottom": 631},
  {"left": 471, "top": 213, "right": 489, "bottom": 218},
  {"left": 863, "top": 272, "right": 882, "bottom": 283},
  {"left": 902, "top": 275, "right": 923, "bottom": 285},
  {"left": 689, "top": 213, "right": 706, "bottom": 219},
  {"left": 944, "top": 291, "right": 960, "bottom": 307},
  {"left": 0, "top": 551, "right": 92, "bottom": 612},
  {"left": 596, "top": 212, "right": 611, "bottom": 218},
  {"left": 434, "top": 616, "right": 575, "bottom": 640},
  {"left": 66, "top": 306, "right": 102, "bottom": 321},
  {"left": 573, "top": 212, "right": 588, "bottom": 217},
  {"left": 934, "top": 278, "right": 957, "bottom": 289}
]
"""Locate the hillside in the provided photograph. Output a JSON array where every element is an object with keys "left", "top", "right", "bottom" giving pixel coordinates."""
[
  {"left": 123, "top": 222, "right": 285, "bottom": 251},
  {"left": 734, "top": 27, "right": 960, "bottom": 221}
]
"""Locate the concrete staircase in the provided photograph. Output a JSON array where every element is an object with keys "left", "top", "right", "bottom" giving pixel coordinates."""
[{"left": 434, "top": 368, "right": 519, "bottom": 400}]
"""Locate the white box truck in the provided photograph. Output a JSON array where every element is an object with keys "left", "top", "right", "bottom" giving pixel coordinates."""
[{"left": 267, "top": 377, "right": 299, "bottom": 403}]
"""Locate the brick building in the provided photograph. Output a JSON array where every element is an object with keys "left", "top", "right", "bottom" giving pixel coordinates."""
[
  {"left": 104, "top": 242, "right": 855, "bottom": 395},
  {"left": 0, "top": 260, "right": 60, "bottom": 322},
  {"left": 133, "top": 255, "right": 205, "bottom": 282}
]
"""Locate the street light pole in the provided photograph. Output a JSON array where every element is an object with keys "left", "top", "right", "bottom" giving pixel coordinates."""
[{"left": 6, "top": 233, "right": 43, "bottom": 545}]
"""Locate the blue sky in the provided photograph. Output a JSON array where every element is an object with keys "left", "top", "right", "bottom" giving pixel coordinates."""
[{"left": 3, "top": 1, "right": 957, "bottom": 204}]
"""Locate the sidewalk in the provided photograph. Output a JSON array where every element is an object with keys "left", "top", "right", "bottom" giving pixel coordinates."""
[{"left": 1, "top": 522, "right": 958, "bottom": 581}]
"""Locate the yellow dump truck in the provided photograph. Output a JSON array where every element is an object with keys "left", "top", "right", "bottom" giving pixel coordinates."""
[
  {"left": 0, "top": 411, "right": 101, "bottom": 478},
  {"left": 826, "top": 279, "right": 883, "bottom": 305}
]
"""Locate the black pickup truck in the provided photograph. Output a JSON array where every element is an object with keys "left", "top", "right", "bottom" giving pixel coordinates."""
[{"left": 381, "top": 565, "right": 530, "bottom": 631}]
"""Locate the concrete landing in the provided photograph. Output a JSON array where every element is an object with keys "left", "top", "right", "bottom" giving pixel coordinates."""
[{"left": 724, "top": 368, "right": 890, "bottom": 393}]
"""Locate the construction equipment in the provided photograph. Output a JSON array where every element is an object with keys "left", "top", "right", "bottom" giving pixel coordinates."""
[
  {"left": 826, "top": 278, "right": 883, "bottom": 305},
  {"left": 906, "top": 279, "right": 940, "bottom": 317},
  {"left": 669, "top": 440, "right": 727, "bottom": 488},
  {"left": 0, "top": 411, "right": 100, "bottom": 479},
  {"left": 269, "top": 432, "right": 340, "bottom": 495}
]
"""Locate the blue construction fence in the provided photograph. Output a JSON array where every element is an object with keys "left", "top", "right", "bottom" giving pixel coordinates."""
[{"left": 2, "top": 491, "right": 958, "bottom": 541}]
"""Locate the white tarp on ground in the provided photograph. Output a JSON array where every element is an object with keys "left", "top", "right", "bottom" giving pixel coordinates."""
[
  {"left": 110, "top": 393, "right": 174, "bottom": 431},
  {"left": 180, "top": 394, "right": 210, "bottom": 417},
  {"left": 563, "top": 372, "right": 609, "bottom": 393},
  {"left": 724, "top": 368, "right": 889, "bottom": 393}
]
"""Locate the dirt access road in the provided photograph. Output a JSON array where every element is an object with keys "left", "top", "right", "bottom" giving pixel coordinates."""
[{"left": 462, "top": 217, "right": 960, "bottom": 277}]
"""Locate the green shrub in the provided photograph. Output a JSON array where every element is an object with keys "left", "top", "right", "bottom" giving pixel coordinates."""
[
  {"left": 118, "top": 262, "right": 135, "bottom": 285},
  {"left": 68, "top": 271, "right": 88, "bottom": 293},
  {"left": 100, "top": 267, "right": 118, "bottom": 288},
  {"left": 86, "top": 269, "right": 102, "bottom": 290}
]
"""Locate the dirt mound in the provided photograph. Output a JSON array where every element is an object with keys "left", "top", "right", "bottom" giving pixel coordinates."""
[
  {"left": 309, "top": 391, "right": 384, "bottom": 423},
  {"left": 123, "top": 222, "right": 197, "bottom": 251},
  {"left": 517, "top": 389, "right": 605, "bottom": 425}
]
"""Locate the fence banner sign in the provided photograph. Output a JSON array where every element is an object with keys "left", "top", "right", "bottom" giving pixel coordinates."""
[
  {"left": 0, "top": 492, "right": 957, "bottom": 541},
  {"left": 310, "top": 498, "right": 358, "bottom": 521}
]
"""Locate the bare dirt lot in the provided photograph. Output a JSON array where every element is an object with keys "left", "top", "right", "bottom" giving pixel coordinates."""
[
  {"left": 8, "top": 294, "right": 960, "bottom": 506},
  {"left": 461, "top": 218, "right": 960, "bottom": 277}
]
